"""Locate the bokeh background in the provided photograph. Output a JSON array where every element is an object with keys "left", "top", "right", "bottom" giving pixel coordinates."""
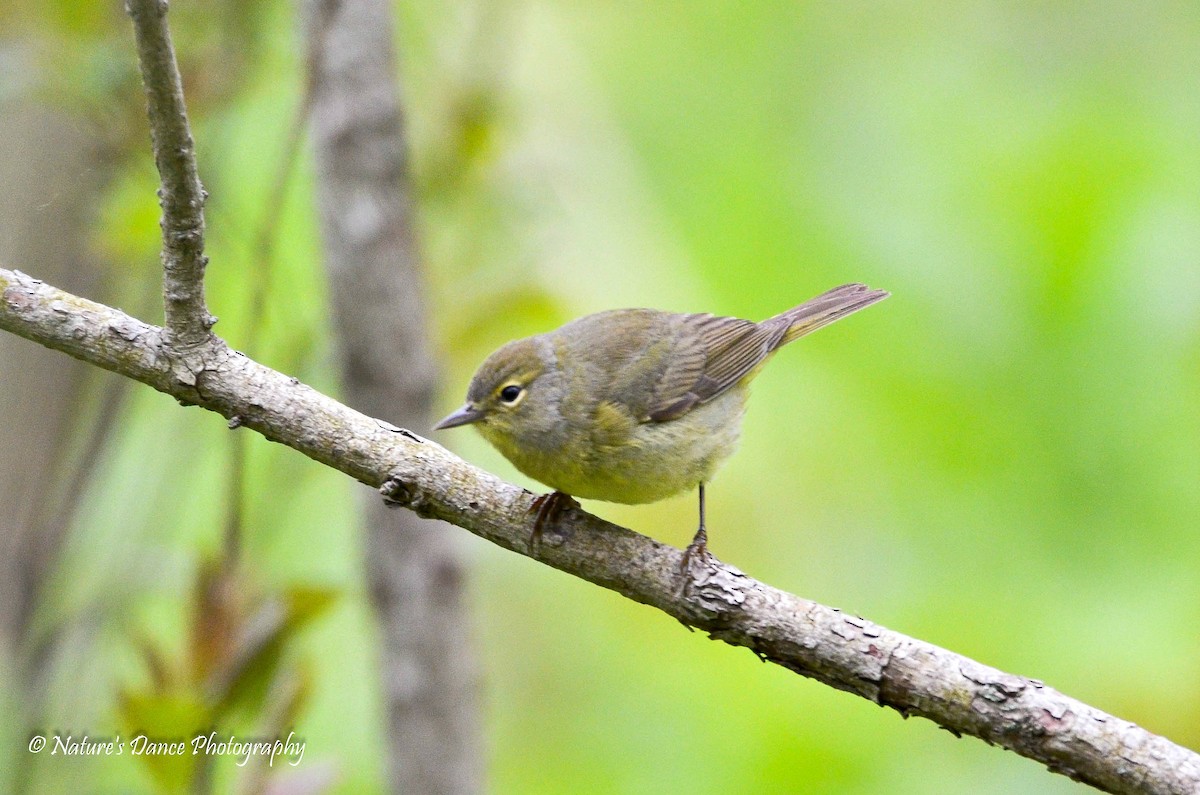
[{"left": 2, "top": 2, "right": 1198, "bottom": 793}]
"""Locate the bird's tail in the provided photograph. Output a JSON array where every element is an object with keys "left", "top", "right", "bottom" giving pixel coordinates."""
[{"left": 767, "top": 283, "right": 889, "bottom": 348}]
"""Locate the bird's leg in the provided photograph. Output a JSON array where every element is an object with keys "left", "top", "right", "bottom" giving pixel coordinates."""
[
  {"left": 680, "top": 482, "right": 715, "bottom": 580},
  {"left": 528, "top": 490, "right": 577, "bottom": 553}
]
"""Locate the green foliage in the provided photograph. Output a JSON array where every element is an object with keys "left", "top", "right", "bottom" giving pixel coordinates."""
[{"left": 116, "top": 562, "right": 333, "bottom": 792}]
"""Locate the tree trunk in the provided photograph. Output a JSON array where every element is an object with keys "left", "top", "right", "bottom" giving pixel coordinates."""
[
  {"left": 302, "top": 2, "right": 484, "bottom": 792},
  {"left": 0, "top": 102, "right": 117, "bottom": 793}
]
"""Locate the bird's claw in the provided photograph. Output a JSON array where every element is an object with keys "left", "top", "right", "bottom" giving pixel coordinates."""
[
  {"left": 527, "top": 491, "right": 577, "bottom": 554},
  {"left": 678, "top": 526, "right": 716, "bottom": 595}
]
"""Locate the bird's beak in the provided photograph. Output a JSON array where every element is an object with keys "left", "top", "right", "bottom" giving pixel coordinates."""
[{"left": 434, "top": 403, "right": 485, "bottom": 430}]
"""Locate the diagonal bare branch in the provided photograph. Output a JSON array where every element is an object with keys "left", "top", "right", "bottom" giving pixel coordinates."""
[
  {"left": 2, "top": 266, "right": 1198, "bottom": 795},
  {"left": 126, "top": 0, "right": 213, "bottom": 346}
]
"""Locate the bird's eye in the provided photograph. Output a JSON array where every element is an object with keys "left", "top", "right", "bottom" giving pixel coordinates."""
[{"left": 499, "top": 385, "right": 523, "bottom": 404}]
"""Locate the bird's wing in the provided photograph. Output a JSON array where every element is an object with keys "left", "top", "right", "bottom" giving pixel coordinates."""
[
  {"left": 646, "top": 314, "right": 785, "bottom": 422},
  {"left": 645, "top": 284, "right": 888, "bottom": 423}
]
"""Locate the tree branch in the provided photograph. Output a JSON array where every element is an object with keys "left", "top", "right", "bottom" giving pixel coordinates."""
[
  {"left": 2, "top": 266, "right": 1198, "bottom": 795},
  {"left": 125, "top": 0, "right": 213, "bottom": 346}
]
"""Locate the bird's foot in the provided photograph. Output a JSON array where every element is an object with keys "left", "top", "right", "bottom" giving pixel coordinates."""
[
  {"left": 678, "top": 526, "right": 717, "bottom": 595},
  {"left": 527, "top": 491, "right": 578, "bottom": 554}
]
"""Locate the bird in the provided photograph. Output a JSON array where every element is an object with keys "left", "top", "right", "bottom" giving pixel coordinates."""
[{"left": 436, "top": 282, "right": 888, "bottom": 576}]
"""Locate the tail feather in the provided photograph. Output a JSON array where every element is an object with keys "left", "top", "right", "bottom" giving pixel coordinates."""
[{"left": 767, "top": 283, "right": 889, "bottom": 348}]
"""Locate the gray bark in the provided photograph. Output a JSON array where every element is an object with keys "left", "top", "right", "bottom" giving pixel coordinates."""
[
  {"left": 3, "top": 267, "right": 1200, "bottom": 795},
  {"left": 127, "top": 0, "right": 214, "bottom": 346},
  {"left": 302, "top": 1, "right": 483, "bottom": 792}
]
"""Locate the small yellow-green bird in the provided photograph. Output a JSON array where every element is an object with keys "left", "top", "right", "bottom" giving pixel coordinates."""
[{"left": 436, "top": 282, "right": 888, "bottom": 570}]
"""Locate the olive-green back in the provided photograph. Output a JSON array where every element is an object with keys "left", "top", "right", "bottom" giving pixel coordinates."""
[{"left": 550, "top": 283, "right": 887, "bottom": 426}]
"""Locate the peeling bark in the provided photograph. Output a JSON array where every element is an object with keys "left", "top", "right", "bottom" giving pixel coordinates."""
[{"left": 3, "top": 267, "right": 1198, "bottom": 795}]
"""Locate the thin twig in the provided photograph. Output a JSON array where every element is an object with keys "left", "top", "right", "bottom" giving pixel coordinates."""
[
  {"left": 2, "top": 267, "right": 1198, "bottom": 795},
  {"left": 126, "top": 0, "right": 213, "bottom": 346}
]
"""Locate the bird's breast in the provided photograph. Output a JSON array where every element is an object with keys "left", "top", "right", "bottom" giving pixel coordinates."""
[{"left": 491, "top": 388, "right": 747, "bottom": 505}]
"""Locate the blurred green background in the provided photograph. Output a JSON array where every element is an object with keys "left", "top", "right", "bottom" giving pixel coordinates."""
[{"left": 2, "top": 1, "right": 1198, "bottom": 793}]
